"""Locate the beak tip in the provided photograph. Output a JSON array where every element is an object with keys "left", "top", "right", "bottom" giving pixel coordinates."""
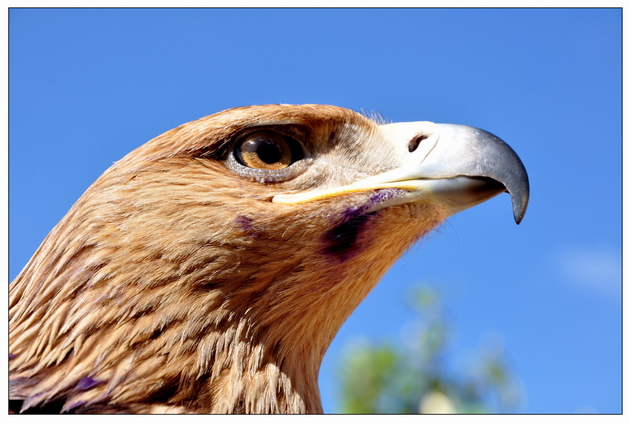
[
  {"left": 511, "top": 186, "right": 529, "bottom": 225},
  {"left": 431, "top": 123, "right": 530, "bottom": 226}
]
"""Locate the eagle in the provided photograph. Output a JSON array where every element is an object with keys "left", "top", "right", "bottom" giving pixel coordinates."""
[{"left": 9, "top": 104, "right": 529, "bottom": 414}]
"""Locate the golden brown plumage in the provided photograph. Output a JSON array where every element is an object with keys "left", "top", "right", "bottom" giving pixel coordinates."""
[{"left": 9, "top": 104, "right": 529, "bottom": 413}]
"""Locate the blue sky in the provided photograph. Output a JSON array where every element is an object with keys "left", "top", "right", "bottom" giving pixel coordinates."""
[{"left": 9, "top": 8, "right": 621, "bottom": 413}]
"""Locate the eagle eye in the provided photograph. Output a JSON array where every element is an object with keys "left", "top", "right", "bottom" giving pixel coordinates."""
[
  {"left": 237, "top": 131, "right": 293, "bottom": 170},
  {"left": 226, "top": 127, "right": 309, "bottom": 183}
]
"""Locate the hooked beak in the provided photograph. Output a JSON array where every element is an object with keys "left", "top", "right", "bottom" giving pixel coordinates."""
[{"left": 273, "top": 121, "right": 529, "bottom": 224}]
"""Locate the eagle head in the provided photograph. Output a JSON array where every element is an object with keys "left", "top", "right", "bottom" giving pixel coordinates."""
[{"left": 10, "top": 104, "right": 529, "bottom": 413}]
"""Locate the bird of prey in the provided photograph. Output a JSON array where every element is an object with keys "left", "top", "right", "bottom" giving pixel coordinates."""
[{"left": 9, "top": 104, "right": 529, "bottom": 414}]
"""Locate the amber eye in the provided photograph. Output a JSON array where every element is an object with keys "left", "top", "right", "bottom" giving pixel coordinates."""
[{"left": 236, "top": 131, "right": 293, "bottom": 170}]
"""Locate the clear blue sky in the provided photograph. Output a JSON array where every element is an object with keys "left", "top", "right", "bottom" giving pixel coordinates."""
[{"left": 9, "top": 8, "right": 621, "bottom": 413}]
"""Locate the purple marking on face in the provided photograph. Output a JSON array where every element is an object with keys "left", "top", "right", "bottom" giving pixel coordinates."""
[
  {"left": 321, "top": 188, "right": 407, "bottom": 261},
  {"left": 323, "top": 206, "right": 375, "bottom": 260},
  {"left": 367, "top": 188, "right": 406, "bottom": 208},
  {"left": 235, "top": 214, "right": 254, "bottom": 231},
  {"left": 236, "top": 214, "right": 265, "bottom": 239}
]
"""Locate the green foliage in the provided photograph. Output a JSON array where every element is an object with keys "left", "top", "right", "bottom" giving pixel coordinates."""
[{"left": 337, "top": 285, "right": 522, "bottom": 414}]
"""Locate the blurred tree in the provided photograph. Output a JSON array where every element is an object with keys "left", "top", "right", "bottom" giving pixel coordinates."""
[{"left": 337, "top": 285, "right": 522, "bottom": 414}]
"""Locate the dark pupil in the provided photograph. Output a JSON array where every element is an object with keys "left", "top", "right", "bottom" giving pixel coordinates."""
[{"left": 253, "top": 139, "right": 282, "bottom": 164}]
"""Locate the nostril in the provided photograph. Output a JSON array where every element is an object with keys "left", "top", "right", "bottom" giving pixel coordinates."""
[{"left": 408, "top": 135, "right": 428, "bottom": 153}]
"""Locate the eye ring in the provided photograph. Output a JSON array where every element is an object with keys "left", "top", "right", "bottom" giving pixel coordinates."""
[{"left": 236, "top": 130, "right": 293, "bottom": 170}]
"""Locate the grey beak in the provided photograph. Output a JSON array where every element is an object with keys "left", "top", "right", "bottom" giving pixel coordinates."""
[{"left": 430, "top": 124, "right": 530, "bottom": 224}]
